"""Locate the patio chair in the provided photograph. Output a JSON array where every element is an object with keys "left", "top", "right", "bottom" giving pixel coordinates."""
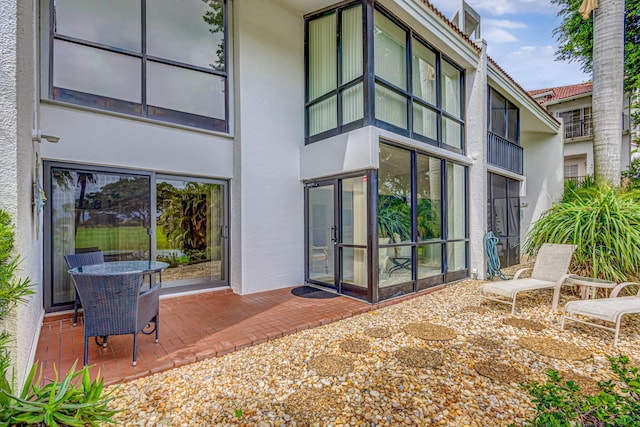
[
  {"left": 561, "top": 281, "right": 640, "bottom": 347},
  {"left": 69, "top": 271, "right": 160, "bottom": 366},
  {"left": 479, "top": 243, "right": 576, "bottom": 314},
  {"left": 64, "top": 251, "right": 104, "bottom": 326}
]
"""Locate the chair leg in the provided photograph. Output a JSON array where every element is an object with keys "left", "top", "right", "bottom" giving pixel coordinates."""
[
  {"left": 614, "top": 318, "right": 622, "bottom": 347},
  {"left": 155, "top": 315, "right": 159, "bottom": 343},
  {"left": 132, "top": 333, "right": 138, "bottom": 366},
  {"left": 511, "top": 295, "right": 517, "bottom": 315},
  {"left": 73, "top": 294, "right": 79, "bottom": 326},
  {"left": 84, "top": 335, "right": 89, "bottom": 366}
]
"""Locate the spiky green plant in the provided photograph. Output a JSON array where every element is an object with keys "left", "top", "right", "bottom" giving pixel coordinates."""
[{"left": 525, "top": 183, "right": 640, "bottom": 282}]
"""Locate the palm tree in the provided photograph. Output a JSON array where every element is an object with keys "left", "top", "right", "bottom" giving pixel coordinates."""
[{"left": 591, "top": 0, "right": 625, "bottom": 185}]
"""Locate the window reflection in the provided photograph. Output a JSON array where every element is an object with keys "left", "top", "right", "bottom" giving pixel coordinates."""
[
  {"left": 147, "top": 0, "right": 224, "bottom": 70},
  {"left": 55, "top": 0, "right": 141, "bottom": 52}
]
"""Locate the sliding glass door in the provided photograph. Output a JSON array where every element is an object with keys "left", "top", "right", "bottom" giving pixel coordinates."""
[{"left": 44, "top": 163, "right": 228, "bottom": 312}]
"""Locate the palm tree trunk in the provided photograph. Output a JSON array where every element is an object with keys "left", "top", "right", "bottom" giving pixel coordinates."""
[{"left": 592, "top": 0, "right": 625, "bottom": 185}]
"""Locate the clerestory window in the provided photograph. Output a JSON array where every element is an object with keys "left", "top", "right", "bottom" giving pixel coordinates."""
[
  {"left": 49, "top": 0, "right": 228, "bottom": 132},
  {"left": 305, "top": 2, "right": 465, "bottom": 154}
]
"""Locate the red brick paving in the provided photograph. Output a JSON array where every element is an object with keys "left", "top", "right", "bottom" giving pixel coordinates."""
[{"left": 34, "top": 285, "right": 444, "bottom": 386}]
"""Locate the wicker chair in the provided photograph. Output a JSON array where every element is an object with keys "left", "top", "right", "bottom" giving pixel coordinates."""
[
  {"left": 69, "top": 271, "right": 160, "bottom": 366},
  {"left": 64, "top": 251, "right": 105, "bottom": 326},
  {"left": 479, "top": 243, "right": 576, "bottom": 314}
]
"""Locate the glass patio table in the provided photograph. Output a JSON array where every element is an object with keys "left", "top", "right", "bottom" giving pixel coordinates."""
[{"left": 69, "top": 260, "right": 169, "bottom": 287}]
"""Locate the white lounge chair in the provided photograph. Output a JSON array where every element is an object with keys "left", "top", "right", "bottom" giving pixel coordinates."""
[
  {"left": 561, "top": 281, "right": 640, "bottom": 347},
  {"left": 479, "top": 243, "right": 576, "bottom": 314}
]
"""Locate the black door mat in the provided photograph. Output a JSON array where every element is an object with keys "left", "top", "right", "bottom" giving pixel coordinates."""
[{"left": 291, "top": 286, "right": 340, "bottom": 299}]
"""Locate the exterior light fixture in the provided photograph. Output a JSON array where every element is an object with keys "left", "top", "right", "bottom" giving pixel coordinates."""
[{"left": 32, "top": 129, "right": 60, "bottom": 143}]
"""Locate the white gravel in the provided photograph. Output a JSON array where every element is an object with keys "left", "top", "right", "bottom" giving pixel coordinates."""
[{"left": 107, "top": 278, "right": 640, "bottom": 426}]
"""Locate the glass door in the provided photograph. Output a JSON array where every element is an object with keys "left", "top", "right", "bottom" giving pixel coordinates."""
[
  {"left": 306, "top": 183, "right": 336, "bottom": 288},
  {"left": 46, "top": 166, "right": 151, "bottom": 309},
  {"left": 155, "top": 176, "right": 227, "bottom": 291},
  {"left": 305, "top": 174, "right": 370, "bottom": 300}
]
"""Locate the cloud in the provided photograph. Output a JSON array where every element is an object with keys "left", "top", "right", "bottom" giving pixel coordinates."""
[
  {"left": 483, "top": 19, "right": 528, "bottom": 29},
  {"left": 483, "top": 27, "right": 519, "bottom": 43},
  {"left": 469, "top": 0, "right": 552, "bottom": 16},
  {"left": 498, "top": 45, "right": 590, "bottom": 90}
]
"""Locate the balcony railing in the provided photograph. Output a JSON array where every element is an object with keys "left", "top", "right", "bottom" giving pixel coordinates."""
[
  {"left": 564, "top": 117, "right": 592, "bottom": 139},
  {"left": 487, "top": 132, "right": 523, "bottom": 175},
  {"left": 565, "top": 175, "right": 587, "bottom": 185}
]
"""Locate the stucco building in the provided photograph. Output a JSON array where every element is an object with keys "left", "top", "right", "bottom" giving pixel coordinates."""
[{"left": 0, "top": 0, "right": 563, "bottom": 384}]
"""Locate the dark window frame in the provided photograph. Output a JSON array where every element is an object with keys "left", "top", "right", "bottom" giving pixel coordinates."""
[
  {"left": 48, "top": 0, "right": 229, "bottom": 133},
  {"left": 304, "top": 2, "right": 466, "bottom": 155},
  {"left": 488, "top": 86, "right": 519, "bottom": 145},
  {"left": 305, "top": 1, "right": 368, "bottom": 143}
]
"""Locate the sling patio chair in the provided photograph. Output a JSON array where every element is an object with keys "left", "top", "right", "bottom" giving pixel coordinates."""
[
  {"left": 64, "top": 251, "right": 105, "bottom": 326},
  {"left": 561, "top": 281, "right": 640, "bottom": 347},
  {"left": 69, "top": 270, "right": 160, "bottom": 366},
  {"left": 479, "top": 243, "right": 576, "bottom": 314}
]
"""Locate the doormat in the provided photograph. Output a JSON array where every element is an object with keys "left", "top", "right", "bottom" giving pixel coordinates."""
[{"left": 291, "top": 286, "right": 339, "bottom": 299}]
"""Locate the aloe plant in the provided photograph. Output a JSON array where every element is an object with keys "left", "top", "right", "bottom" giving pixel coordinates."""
[{"left": 0, "top": 209, "right": 117, "bottom": 426}]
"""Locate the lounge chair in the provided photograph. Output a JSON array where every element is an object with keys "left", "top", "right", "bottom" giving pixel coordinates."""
[
  {"left": 69, "top": 271, "right": 161, "bottom": 366},
  {"left": 561, "top": 281, "right": 640, "bottom": 347},
  {"left": 64, "top": 251, "right": 105, "bottom": 326},
  {"left": 479, "top": 243, "right": 576, "bottom": 314}
]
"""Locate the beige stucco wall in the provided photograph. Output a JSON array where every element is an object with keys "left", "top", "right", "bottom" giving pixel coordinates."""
[{"left": 0, "top": 0, "right": 44, "bottom": 389}]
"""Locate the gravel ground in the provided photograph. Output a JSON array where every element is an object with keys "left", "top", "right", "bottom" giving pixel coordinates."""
[{"left": 107, "top": 278, "right": 640, "bottom": 426}]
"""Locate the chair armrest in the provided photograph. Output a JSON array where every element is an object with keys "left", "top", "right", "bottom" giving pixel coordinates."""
[
  {"left": 513, "top": 268, "right": 532, "bottom": 279},
  {"left": 610, "top": 282, "right": 640, "bottom": 298},
  {"left": 139, "top": 281, "right": 161, "bottom": 298},
  {"left": 551, "top": 273, "right": 572, "bottom": 312}
]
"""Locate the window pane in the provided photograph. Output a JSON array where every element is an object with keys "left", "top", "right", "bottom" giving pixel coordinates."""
[
  {"left": 441, "top": 60, "right": 461, "bottom": 118},
  {"left": 55, "top": 0, "right": 141, "bottom": 52},
  {"left": 375, "top": 84, "right": 407, "bottom": 129},
  {"left": 147, "top": 0, "right": 224, "bottom": 70},
  {"left": 341, "top": 247, "right": 368, "bottom": 287},
  {"left": 147, "top": 62, "right": 225, "bottom": 119},
  {"left": 308, "top": 97, "right": 337, "bottom": 136},
  {"left": 378, "top": 144, "right": 411, "bottom": 243},
  {"left": 342, "top": 83, "right": 363, "bottom": 125},
  {"left": 308, "top": 13, "right": 337, "bottom": 100},
  {"left": 447, "top": 241, "right": 466, "bottom": 271},
  {"left": 54, "top": 40, "right": 141, "bottom": 103},
  {"left": 490, "top": 89, "right": 506, "bottom": 136},
  {"left": 413, "top": 102, "right": 437, "bottom": 140},
  {"left": 507, "top": 101, "right": 519, "bottom": 143},
  {"left": 442, "top": 117, "right": 462, "bottom": 149},
  {"left": 374, "top": 11, "right": 406, "bottom": 89},
  {"left": 412, "top": 40, "right": 436, "bottom": 105},
  {"left": 156, "top": 179, "right": 224, "bottom": 287},
  {"left": 446, "top": 162, "right": 466, "bottom": 240},
  {"left": 342, "top": 176, "right": 368, "bottom": 246},
  {"left": 416, "top": 154, "right": 441, "bottom": 241},
  {"left": 417, "top": 244, "right": 442, "bottom": 279},
  {"left": 341, "top": 6, "right": 363, "bottom": 84},
  {"left": 50, "top": 169, "right": 150, "bottom": 306}
]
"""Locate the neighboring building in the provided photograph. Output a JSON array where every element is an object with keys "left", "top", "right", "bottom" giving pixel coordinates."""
[
  {"left": 529, "top": 83, "right": 637, "bottom": 183},
  {"left": 0, "top": 0, "right": 562, "bottom": 384}
]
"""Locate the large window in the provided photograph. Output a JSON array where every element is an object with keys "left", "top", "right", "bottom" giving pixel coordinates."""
[
  {"left": 305, "top": 3, "right": 465, "bottom": 152},
  {"left": 489, "top": 87, "right": 519, "bottom": 144},
  {"left": 50, "top": 0, "right": 228, "bottom": 132},
  {"left": 487, "top": 173, "right": 520, "bottom": 267},
  {"left": 377, "top": 143, "right": 467, "bottom": 297},
  {"left": 373, "top": 9, "right": 464, "bottom": 152},
  {"left": 306, "top": 5, "right": 364, "bottom": 139}
]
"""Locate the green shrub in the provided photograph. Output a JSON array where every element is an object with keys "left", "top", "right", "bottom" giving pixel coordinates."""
[
  {"left": 524, "top": 183, "right": 640, "bottom": 282},
  {"left": 622, "top": 158, "right": 640, "bottom": 190},
  {"left": 0, "top": 362, "right": 117, "bottom": 427},
  {"left": 517, "top": 355, "right": 640, "bottom": 427},
  {"left": 0, "top": 209, "right": 117, "bottom": 426}
]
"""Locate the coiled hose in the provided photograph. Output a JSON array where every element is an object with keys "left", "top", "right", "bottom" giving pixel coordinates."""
[{"left": 484, "top": 231, "right": 508, "bottom": 280}]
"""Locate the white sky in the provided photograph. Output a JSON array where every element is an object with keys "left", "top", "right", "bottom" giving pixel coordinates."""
[{"left": 427, "top": 0, "right": 591, "bottom": 90}]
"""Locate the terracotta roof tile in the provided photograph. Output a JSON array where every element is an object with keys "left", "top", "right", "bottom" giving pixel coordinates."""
[{"left": 528, "top": 83, "right": 593, "bottom": 105}]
